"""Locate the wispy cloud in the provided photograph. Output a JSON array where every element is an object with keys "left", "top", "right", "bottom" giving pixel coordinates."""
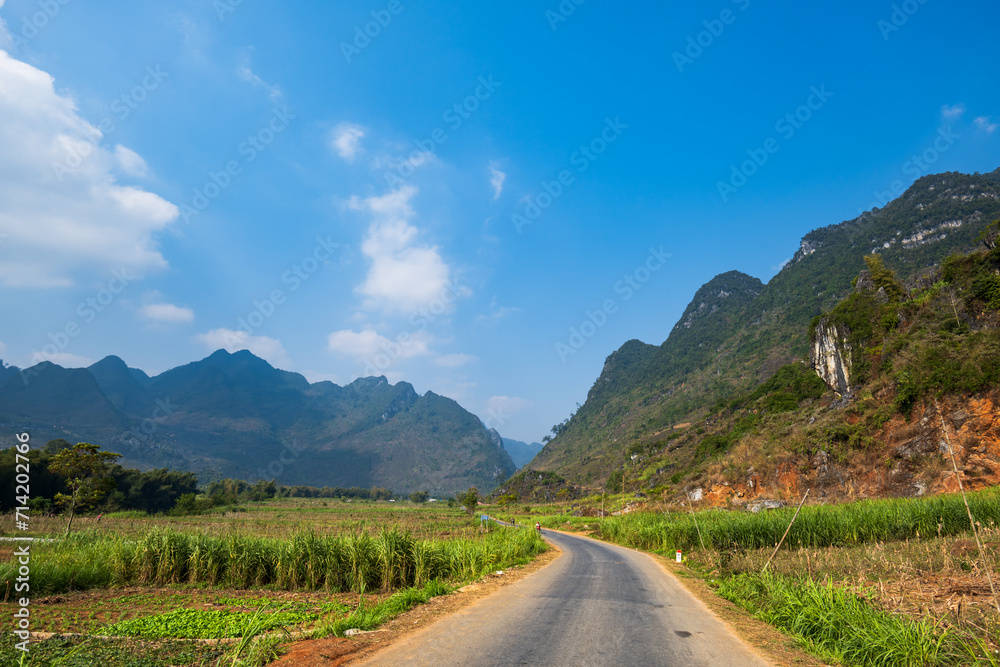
[
  {"left": 489, "top": 162, "right": 506, "bottom": 200},
  {"left": 114, "top": 145, "right": 149, "bottom": 178},
  {"left": 331, "top": 122, "right": 366, "bottom": 162},
  {"left": 327, "top": 328, "right": 432, "bottom": 360},
  {"left": 141, "top": 302, "right": 194, "bottom": 324},
  {"left": 975, "top": 116, "right": 998, "bottom": 134},
  {"left": 475, "top": 297, "right": 519, "bottom": 326},
  {"left": 941, "top": 103, "right": 965, "bottom": 121},
  {"left": 237, "top": 57, "right": 282, "bottom": 102}
]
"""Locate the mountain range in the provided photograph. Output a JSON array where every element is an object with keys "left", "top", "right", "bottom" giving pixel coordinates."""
[
  {"left": 527, "top": 168, "right": 1000, "bottom": 486},
  {"left": 0, "top": 350, "right": 516, "bottom": 495}
]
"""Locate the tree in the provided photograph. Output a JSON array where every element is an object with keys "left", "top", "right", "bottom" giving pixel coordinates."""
[
  {"left": 409, "top": 490, "right": 430, "bottom": 503},
  {"left": 863, "top": 254, "right": 905, "bottom": 302},
  {"left": 49, "top": 443, "right": 121, "bottom": 536},
  {"left": 459, "top": 487, "right": 480, "bottom": 514}
]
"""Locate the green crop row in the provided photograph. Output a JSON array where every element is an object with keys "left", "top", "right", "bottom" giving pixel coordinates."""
[
  {"left": 599, "top": 488, "right": 1000, "bottom": 553},
  {"left": 0, "top": 526, "right": 546, "bottom": 595}
]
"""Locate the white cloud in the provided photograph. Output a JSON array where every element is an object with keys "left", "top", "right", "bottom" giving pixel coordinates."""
[
  {"left": 237, "top": 58, "right": 281, "bottom": 102},
  {"left": 327, "top": 328, "right": 432, "bottom": 361},
  {"left": 489, "top": 162, "right": 506, "bottom": 200},
  {"left": 0, "top": 1, "right": 10, "bottom": 50},
  {"left": 0, "top": 50, "right": 178, "bottom": 287},
  {"left": 30, "top": 351, "right": 94, "bottom": 368},
  {"left": 350, "top": 186, "right": 458, "bottom": 313},
  {"left": 141, "top": 302, "right": 194, "bottom": 324},
  {"left": 330, "top": 122, "right": 365, "bottom": 162},
  {"left": 975, "top": 116, "right": 998, "bottom": 134},
  {"left": 433, "top": 353, "right": 477, "bottom": 367},
  {"left": 114, "top": 145, "right": 148, "bottom": 178},
  {"left": 941, "top": 104, "right": 965, "bottom": 121},
  {"left": 195, "top": 328, "right": 291, "bottom": 368}
]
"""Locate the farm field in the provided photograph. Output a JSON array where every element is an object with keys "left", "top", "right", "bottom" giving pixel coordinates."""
[
  {"left": 527, "top": 489, "right": 1000, "bottom": 666},
  {"left": 0, "top": 499, "right": 547, "bottom": 666}
]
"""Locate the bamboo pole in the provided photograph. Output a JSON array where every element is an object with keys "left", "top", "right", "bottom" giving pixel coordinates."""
[
  {"left": 936, "top": 400, "right": 1000, "bottom": 615},
  {"left": 686, "top": 487, "right": 707, "bottom": 551},
  {"left": 763, "top": 488, "right": 810, "bottom": 572}
]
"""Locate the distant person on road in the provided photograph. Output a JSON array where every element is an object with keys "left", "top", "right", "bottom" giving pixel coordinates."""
[{"left": 535, "top": 522, "right": 541, "bottom": 533}]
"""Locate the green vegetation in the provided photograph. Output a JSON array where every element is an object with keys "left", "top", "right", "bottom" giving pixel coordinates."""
[
  {"left": 599, "top": 488, "right": 1000, "bottom": 554},
  {"left": 0, "top": 635, "right": 229, "bottom": 667},
  {"left": 315, "top": 579, "right": 450, "bottom": 637},
  {"left": 735, "top": 362, "right": 827, "bottom": 414},
  {"left": 717, "top": 572, "right": 965, "bottom": 666},
  {"left": 102, "top": 607, "right": 313, "bottom": 640},
  {"left": 0, "top": 440, "right": 197, "bottom": 515},
  {"left": 48, "top": 443, "right": 121, "bottom": 536},
  {"left": 0, "top": 525, "right": 546, "bottom": 595}
]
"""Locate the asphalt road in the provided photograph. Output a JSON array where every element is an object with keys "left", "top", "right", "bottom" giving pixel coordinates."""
[{"left": 356, "top": 529, "right": 772, "bottom": 667}]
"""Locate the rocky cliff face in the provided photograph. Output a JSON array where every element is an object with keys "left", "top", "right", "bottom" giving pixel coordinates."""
[
  {"left": 810, "top": 318, "right": 853, "bottom": 396},
  {"left": 688, "top": 390, "right": 1000, "bottom": 508}
]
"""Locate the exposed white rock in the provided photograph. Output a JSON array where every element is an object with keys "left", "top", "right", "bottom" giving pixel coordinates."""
[{"left": 811, "top": 318, "right": 852, "bottom": 395}]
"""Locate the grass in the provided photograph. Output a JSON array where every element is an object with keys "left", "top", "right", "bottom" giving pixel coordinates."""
[
  {"left": 597, "top": 487, "right": 1000, "bottom": 553},
  {"left": 717, "top": 572, "right": 966, "bottom": 666},
  {"left": 0, "top": 524, "right": 546, "bottom": 596}
]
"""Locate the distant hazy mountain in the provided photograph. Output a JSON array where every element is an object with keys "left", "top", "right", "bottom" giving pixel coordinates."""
[
  {"left": 0, "top": 350, "right": 516, "bottom": 494},
  {"left": 502, "top": 438, "right": 544, "bottom": 469}
]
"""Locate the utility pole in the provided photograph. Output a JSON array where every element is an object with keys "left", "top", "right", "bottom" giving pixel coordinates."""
[{"left": 622, "top": 447, "right": 627, "bottom": 509}]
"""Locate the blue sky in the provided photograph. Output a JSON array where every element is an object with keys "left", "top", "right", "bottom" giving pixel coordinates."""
[{"left": 0, "top": 0, "right": 997, "bottom": 443}]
